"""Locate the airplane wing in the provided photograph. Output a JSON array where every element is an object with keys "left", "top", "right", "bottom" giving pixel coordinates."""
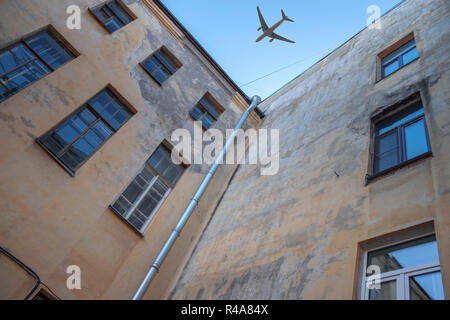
[
  {"left": 271, "top": 32, "right": 295, "bottom": 43},
  {"left": 257, "top": 6, "right": 268, "bottom": 31}
]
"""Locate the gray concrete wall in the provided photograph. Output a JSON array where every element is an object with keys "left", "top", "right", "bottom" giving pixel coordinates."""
[{"left": 170, "top": 0, "right": 450, "bottom": 299}]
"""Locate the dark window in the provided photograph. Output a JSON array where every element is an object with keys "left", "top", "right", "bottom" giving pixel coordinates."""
[
  {"left": 190, "top": 94, "right": 224, "bottom": 130},
  {"left": 111, "top": 143, "right": 185, "bottom": 233},
  {"left": 32, "top": 289, "right": 56, "bottom": 300},
  {"left": 0, "top": 29, "right": 75, "bottom": 103},
  {"left": 141, "top": 47, "right": 181, "bottom": 85},
  {"left": 38, "top": 87, "right": 133, "bottom": 174},
  {"left": 90, "top": 0, "right": 134, "bottom": 33},
  {"left": 381, "top": 38, "right": 419, "bottom": 78},
  {"left": 373, "top": 100, "right": 430, "bottom": 174}
]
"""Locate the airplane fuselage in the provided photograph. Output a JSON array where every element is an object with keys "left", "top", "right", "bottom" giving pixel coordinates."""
[{"left": 256, "top": 18, "right": 285, "bottom": 42}]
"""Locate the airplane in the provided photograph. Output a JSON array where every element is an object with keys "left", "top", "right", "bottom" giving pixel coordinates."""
[{"left": 255, "top": 6, "right": 295, "bottom": 44}]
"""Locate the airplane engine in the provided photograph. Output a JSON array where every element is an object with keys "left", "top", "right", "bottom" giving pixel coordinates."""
[
  {"left": 269, "top": 38, "right": 274, "bottom": 42},
  {"left": 257, "top": 27, "right": 262, "bottom": 31}
]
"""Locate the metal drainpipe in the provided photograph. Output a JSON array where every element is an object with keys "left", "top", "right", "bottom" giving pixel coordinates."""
[{"left": 132, "top": 95, "right": 262, "bottom": 300}]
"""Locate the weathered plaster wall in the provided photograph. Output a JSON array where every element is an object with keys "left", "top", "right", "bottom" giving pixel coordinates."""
[
  {"left": 170, "top": 0, "right": 450, "bottom": 299},
  {"left": 0, "top": 0, "right": 257, "bottom": 299}
]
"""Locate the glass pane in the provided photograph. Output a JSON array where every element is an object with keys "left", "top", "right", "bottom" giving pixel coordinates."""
[
  {"left": 374, "top": 131, "right": 399, "bottom": 173},
  {"left": 148, "top": 145, "right": 165, "bottom": 169},
  {"left": 382, "top": 39, "right": 415, "bottom": 65},
  {"left": 154, "top": 50, "right": 177, "bottom": 73},
  {"left": 83, "top": 130, "right": 103, "bottom": 150},
  {"left": 122, "top": 179, "right": 146, "bottom": 205},
  {"left": 377, "top": 103, "right": 424, "bottom": 135},
  {"left": 113, "top": 166, "right": 154, "bottom": 217},
  {"left": 200, "top": 97, "right": 221, "bottom": 119},
  {"left": 147, "top": 145, "right": 184, "bottom": 186},
  {"left": 383, "top": 60, "right": 399, "bottom": 77},
  {"left": 108, "top": 109, "right": 130, "bottom": 130},
  {"left": 369, "top": 280, "right": 397, "bottom": 300},
  {"left": 111, "top": 195, "right": 131, "bottom": 216},
  {"left": 202, "top": 113, "right": 215, "bottom": 130},
  {"left": 190, "top": 105, "right": 204, "bottom": 120},
  {"left": 79, "top": 108, "right": 97, "bottom": 125},
  {"left": 0, "top": 84, "right": 8, "bottom": 102},
  {"left": 60, "top": 130, "right": 102, "bottom": 170},
  {"left": 142, "top": 56, "right": 160, "bottom": 74},
  {"left": 402, "top": 47, "right": 419, "bottom": 65},
  {"left": 155, "top": 155, "right": 171, "bottom": 178},
  {"left": 375, "top": 131, "right": 398, "bottom": 155},
  {"left": 25, "top": 31, "right": 73, "bottom": 70},
  {"left": 367, "top": 235, "right": 440, "bottom": 274},
  {"left": 404, "top": 119, "right": 428, "bottom": 160},
  {"left": 104, "top": 17, "right": 124, "bottom": 32},
  {"left": 54, "top": 115, "right": 87, "bottom": 146},
  {"left": 136, "top": 193, "right": 159, "bottom": 218},
  {"left": 0, "top": 49, "right": 24, "bottom": 75},
  {"left": 164, "top": 163, "right": 184, "bottom": 186},
  {"left": 88, "top": 90, "right": 113, "bottom": 114},
  {"left": 71, "top": 135, "right": 96, "bottom": 158},
  {"left": 409, "top": 271, "right": 444, "bottom": 300},
  {"left": 42, "top": 133, "right": 67, "bottom": 155},
  {"left": 140, "top": 166, "right": 155, "bottom": 183},
  {"left": 99, "top": 101, "right": 120, "bottom": 123},
  {"left": 26, "top": 60, "right": 50, "bottom": 78},
  {"left": 60, "top": 147, "right": 85, "bottom": 171},
  {"left": 136, "top": 178, "right": 169, "bottom": 219},
  {"left": 3, "top": 65, "right": 40, "bottom": 93},
  {"left": 153, "top": 178, "right": 169, "bottom": 195},
  {"left": 107, "top": 1, "right": 132, "bottom": 24},
  {"left": 10, "top": 44, "right": 35, "bottom": 64},
  {"left": 0, "top": 45, "right": 48, "bottom": 101},
  {"left": 127, "top": 212, "right": 145, "bottom": 231},
  {"left": 88, "top": 89, "right": 130, "bottom": 129},
  {"left": 152, "top": 68, "right": 170, "bottom": 84}
]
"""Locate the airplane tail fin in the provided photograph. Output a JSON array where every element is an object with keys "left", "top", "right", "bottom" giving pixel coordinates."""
[{"left": 281, "top": 10, "right": 294, "bottom": 22}]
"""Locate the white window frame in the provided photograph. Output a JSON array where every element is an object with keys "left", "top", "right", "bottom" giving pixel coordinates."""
[{"left": 361, "top": 232, "right": 442, "bottom": 300}]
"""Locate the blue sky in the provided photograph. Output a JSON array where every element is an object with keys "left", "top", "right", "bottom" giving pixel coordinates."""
[{"left": 161, "top": 0, "right": 404, "bottom": 99}]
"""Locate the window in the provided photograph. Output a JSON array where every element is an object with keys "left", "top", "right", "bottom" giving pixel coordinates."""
[
  {"left": 38, "top": 86, "right": 133, "bottom": 175},
  {"left": 379, "top": 34, "right": 419, "bottom": 79},
  {"left": 362, "top": 235, "right": 444, "bottom": 300},
  {"left": 371, "top": 96, "right": 431, "bottom": 176},
  {"left": 111, "top": 143, "right": 186, "bottom": 234},
  {"left": 140, "top": 47, "right": 182, "bottom": 85},
  {"left": 0, "top": 27, "right": 76, "bottom": 103},
  {"left": 190, "top": 93, "right": 224, "bottom": 130},
  {"left": 90, "top": 0, "right": 135, "bottom": 33}
]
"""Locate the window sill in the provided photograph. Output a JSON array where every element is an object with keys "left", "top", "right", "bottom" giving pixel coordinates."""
[{"left": 365, "top": 151, "right": 433, "bottom": 185}]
